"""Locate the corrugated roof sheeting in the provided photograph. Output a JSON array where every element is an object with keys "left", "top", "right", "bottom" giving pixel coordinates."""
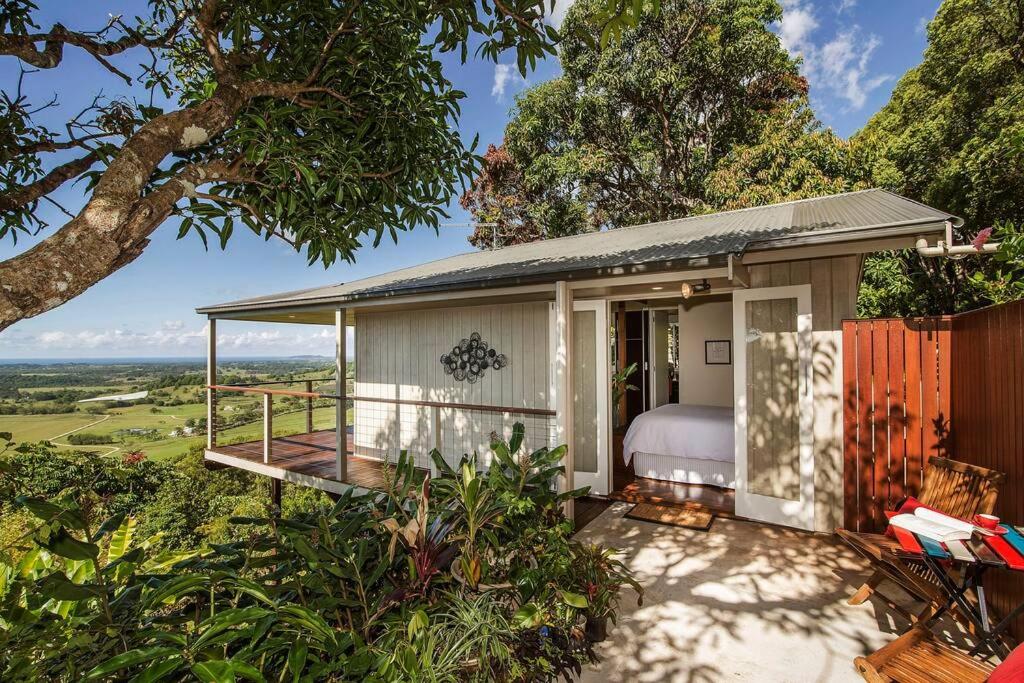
[{"left": 199, "top": 190, "right": 956, "bottom": 313}]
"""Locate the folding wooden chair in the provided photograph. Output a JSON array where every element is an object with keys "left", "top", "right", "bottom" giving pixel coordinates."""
[
  {"left": 846, "top": 456, "right": 1005, "bottom": 615},
  {"left": 854, "top": 624, "right": 995, "bottom": 683}
]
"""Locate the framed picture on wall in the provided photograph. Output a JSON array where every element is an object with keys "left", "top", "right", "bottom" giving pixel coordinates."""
[{"left": 705, "top": 340, "right": 731, "bottom": 365}]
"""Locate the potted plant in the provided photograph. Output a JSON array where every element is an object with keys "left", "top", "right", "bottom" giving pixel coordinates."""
[{"left": 570, "top": 542, "right": 644, "bottom": 642}]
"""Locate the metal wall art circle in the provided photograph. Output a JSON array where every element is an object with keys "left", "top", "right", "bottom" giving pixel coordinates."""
[{"left": 439, "top": 332, "right": 507, "bottom": 383}]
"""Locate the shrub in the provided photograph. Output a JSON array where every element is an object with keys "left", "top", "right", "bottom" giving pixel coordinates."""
[
  {"left": 66, "top": 433, "right": 115, "bottom": 445},
  {"left": 0, "top": 426, "right": 641, "bottom": 681}
]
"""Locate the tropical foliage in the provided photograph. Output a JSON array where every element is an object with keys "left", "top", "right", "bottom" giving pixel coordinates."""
[
  {"left": 0, "top": 426, "right": 641, "bottom": 681},
  {"left": 852, "top": 0, "right": 1024, "bottom": 315}
]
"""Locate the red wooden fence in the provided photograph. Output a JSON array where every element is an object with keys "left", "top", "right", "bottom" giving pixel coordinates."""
[
  {"left": 842, "top": 316, "right": 953, "bottom": 533},
  {"left": 951, "top": 299, "right": 1024, "bottom": 638},
  {"left": 843, "top": 300, "right": 1024, "bottom": 637}
]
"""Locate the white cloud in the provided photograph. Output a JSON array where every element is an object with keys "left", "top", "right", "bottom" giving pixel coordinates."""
[
  {"left": 776, "top": 1, "right": 818, "bottom": 55},
  {"left": 549, "top": 0, "right": 575, "bottom": 29},
  {"left": 819, "top": 29, "right": 891, "bottom": 109},
  {"left": 0, "top": 323, "right": 348, "bottom": 358},
  {"left": 773, "top": 2, "right": 890, "bottom": 111},
  {"left": 491, "top": 63, "right": 527, "bottom": 101},
  {"left": 916, "top": 16, "right": 929, "bottom": 35}
]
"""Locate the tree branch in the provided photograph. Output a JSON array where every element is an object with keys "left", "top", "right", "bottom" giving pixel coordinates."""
[
  {"left": 0, "top": 151, "right": 100, "bottom": 214},
  {"left": 0, "top": 17, "right": 185, "bottom": 74},
  {"left": 195, "top": 0, "right": 232, "bottom": 82},
  {"left": 305, "top": 0, "right": 362, "bottom": 86}
]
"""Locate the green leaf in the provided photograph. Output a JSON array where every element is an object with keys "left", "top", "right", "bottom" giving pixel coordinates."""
[
  {"left": 287, "top": 639, "right": 308, "bottom": 682},
  {"left": 193, "top": 607, "right": 273, "bottom": 650},
  {"left": 42, "top": 527, "right": 99, "bottom": 561},
  {"left": 38, "top": 572, "right": 104, "bottom": 601},
  {"left": 559, "top": 590, "right": 589, "bottom": 609},
  {"left": 82, "top": 647, "right": 180, "bottom": 680},
  {"left": 107, "top": 516, "right": 137, "bottom": 563},
  {"left": 191, "top": 659, "right": 264, "bottom": 683},
  {"left": 407, "top": 609, "right": 428, "bottom": 641},
  {"left": 96, "top": 512, "right": 127, "bottom": 540},
  {"left": 145, "top": 574, "right": 210, "bottom": 607},
  {"left": 133, "top": 656, "right": 185, "bottom": 683},
  {"left": 513, "top": 603, "right": 544, "bottom": 628}
]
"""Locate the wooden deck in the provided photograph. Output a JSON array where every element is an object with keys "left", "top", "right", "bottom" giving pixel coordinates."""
[
  {"left": 206, "top": 429, "right": 609, "bottom": 529},
  {"left": 206, "top": 429, "right": 407, "bottom": 493}
]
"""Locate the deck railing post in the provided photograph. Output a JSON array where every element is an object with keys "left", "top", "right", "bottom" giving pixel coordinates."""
[
  {"left": 432, "top": 405, "right": 442, "bottom": 458},
  {"left": 207, "top": 318, "right": 217, "bottom": 449},
  {"left": 336, "top": 308, "right": 347, "bottom": 482},
  {"left": 263, "top": 392, "right": 273, "bottom": 464},
  {"left": 305, "top": 380, "right": 313, "bottom": 433}
]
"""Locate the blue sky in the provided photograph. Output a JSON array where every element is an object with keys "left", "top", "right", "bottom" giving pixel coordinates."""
[{"left": 0, "top": 0, "right": 942, "bottom": 359}]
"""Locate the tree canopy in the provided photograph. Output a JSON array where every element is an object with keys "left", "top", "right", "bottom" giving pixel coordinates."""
[
  {"left": 854, "top": 0, "right": 1024, "bottom": 315},
  {"left": 463, "top": 0, "right": 832, "bottom": 247},
  {"left": 0, "top": 0, "right": 561, "bottom": 330}
]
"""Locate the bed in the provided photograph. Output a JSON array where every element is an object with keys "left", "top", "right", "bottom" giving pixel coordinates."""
[{"left": 622, "top": 403, "right": 736, "bottom": 489}]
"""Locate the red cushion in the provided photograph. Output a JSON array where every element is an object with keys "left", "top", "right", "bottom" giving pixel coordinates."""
[{"left": 988, "top": 642, "right": 1024, "bottom": 682}]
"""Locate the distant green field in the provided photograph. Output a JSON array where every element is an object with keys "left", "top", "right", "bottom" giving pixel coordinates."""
[{"left": 0, "top": 413, "right": 104, "bottom": 442}]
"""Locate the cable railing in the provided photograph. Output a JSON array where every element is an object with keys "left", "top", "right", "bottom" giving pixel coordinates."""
[{"left": 206, "top": 381, "right": 556, "bottom": 474}]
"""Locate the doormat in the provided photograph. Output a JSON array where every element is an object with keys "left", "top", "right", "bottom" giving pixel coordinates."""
[{"left": 624, "top": 502, "right": 714, "bottom": 531}]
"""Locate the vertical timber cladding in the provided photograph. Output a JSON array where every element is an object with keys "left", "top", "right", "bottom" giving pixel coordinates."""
[
  {"left": 353, "top": 302, "right": 551, "bottom": 469},
  {"left": 748, "top": 256, "right": 859, "bottom": 533}
]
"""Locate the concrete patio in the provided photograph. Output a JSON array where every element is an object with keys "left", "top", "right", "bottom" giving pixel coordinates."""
[{"left": 576, "top": 503, "right": 951, "bottom": 682}]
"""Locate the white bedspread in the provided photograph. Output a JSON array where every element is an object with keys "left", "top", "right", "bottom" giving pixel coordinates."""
[{"left": 623, "top": 404, "right": 735, "bottom": 466}]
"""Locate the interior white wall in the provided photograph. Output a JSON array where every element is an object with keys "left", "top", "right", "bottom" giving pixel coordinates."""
[
  {"left": 677, "top": 296, "right": 733, "bottom": 408},
  {"left": 649, "top": 310, "right": 671, "bottom": 408}
]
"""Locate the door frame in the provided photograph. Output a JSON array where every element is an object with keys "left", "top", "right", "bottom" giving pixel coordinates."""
[
  {"left": 732, "top": 285, "right": 815, "bottom": 530},
  {"left": 549, "top": 298, "right": 611, "bottom": 495}
]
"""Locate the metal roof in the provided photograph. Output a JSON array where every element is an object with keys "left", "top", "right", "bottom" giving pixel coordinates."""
[{"left": 198, "top": 189, "right": 956, "bottom": 314}]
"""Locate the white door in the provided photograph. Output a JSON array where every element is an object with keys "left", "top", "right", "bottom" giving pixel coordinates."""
[
  {"left": 570, "top": 300, "right": 611, "bottom": 495},
  {"left": 732, "top": 285, "right": 814, "bottom": 530}
]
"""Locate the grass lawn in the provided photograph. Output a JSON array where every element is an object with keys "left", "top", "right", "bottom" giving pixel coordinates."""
[
  {"left": 0, "top": 413, "right": 105, "bottom": 442},
  {"left": 217, "top": 406, "right": 339, "bottom": 443}
]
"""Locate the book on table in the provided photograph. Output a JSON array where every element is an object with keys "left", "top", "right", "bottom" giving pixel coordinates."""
[{"left": 889, "top": 507, "right": 976, "bottom": 543}]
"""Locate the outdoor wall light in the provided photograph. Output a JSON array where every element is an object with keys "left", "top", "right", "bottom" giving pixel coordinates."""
[{"left": 680, "top": 279, "right": 711, "bottom": 299}]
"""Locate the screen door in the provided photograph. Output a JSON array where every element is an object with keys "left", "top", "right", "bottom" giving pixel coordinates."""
[{"left": 732, "top": 285, "right": 814, "bottom": 530}]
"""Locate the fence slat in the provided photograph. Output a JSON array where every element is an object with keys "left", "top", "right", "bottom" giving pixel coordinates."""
[
  {"left": 904, "top": 320, "right": 924, "bottom": 495},
  {"left": 870, "top": 320, "right": 891, "bottom": 529},
  {"left": 888, "top": 319, "right": 907, "bottom": 507},
  {"left": 855, "top": 322, "right": 875, "bottom": 531},
  {"left": 842, "top": 321, "right": 859, "bottom": 531}
]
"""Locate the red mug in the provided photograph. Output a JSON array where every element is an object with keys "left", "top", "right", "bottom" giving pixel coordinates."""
[{"left": 974, "top": 513, "right": 1000, "bottom": 530}]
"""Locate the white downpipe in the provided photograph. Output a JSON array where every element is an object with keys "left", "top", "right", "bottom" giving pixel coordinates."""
[
  {"left": 915, "top": 237, "right": 1000, "bottom": 258},
  {"left": 916, "top": 220, "right": 1000, "bottom": 259}
]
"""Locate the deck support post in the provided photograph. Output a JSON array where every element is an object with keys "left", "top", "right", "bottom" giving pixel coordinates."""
[
  {"left": 270, "top": 478, "right": 282, "bottom": 512},
  {"left": 554, "top": 281, "right": 575, "bottom": 519},
  {"left": 336, "top": 308, "right": 347, "bottom": 482},
  {"left": 263, "top": 392, "right": 273, "bottom": 464},
  {"left": 305, "top": 380, "right": 313, "bottom": 433},
  {"left": 207, "top": 318, "right": 216, "bottom": 449}
]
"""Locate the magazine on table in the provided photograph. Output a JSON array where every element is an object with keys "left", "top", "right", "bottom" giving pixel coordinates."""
[{"left": 888, "top": 507, "right": 977, "bottom": 543}]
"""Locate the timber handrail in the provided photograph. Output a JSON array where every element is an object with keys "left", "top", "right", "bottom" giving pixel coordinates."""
[{"left": 206, "top": 384, "right": 556, "bottom": 417}]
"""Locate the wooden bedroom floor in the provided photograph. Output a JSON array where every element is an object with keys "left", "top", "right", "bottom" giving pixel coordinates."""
[{"left": 608, "top": 428, "right": 736, "bottom": 516}]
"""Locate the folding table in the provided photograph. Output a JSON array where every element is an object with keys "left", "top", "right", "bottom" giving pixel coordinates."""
[{"left": 839, "top": 523, "right": 1024, "bottom": 659}]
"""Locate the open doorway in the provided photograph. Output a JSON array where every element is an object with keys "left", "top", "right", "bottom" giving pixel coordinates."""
[{"left": 609, "top": 295, "right": 736, "bottom": 516}]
